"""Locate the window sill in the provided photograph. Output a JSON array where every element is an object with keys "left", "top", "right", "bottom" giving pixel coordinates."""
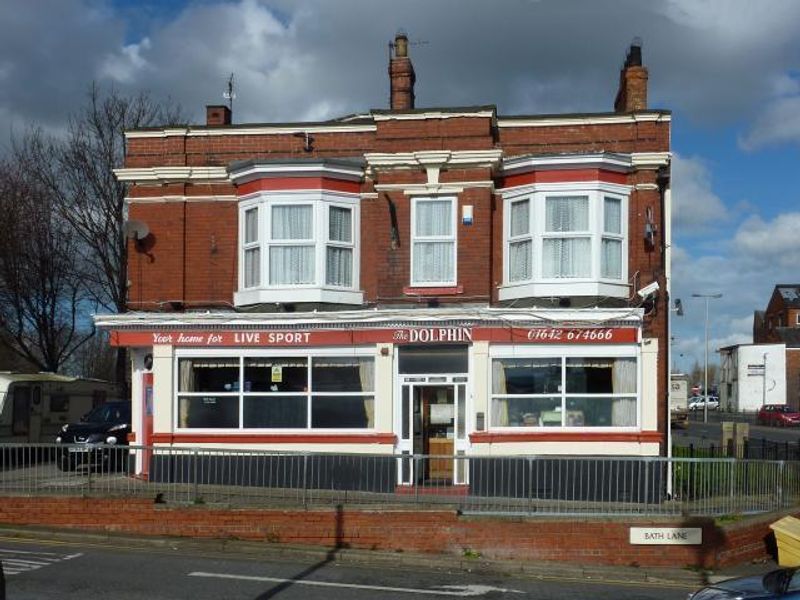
[
  {"left": 234, "top": 287, "right": 364, "bottom": 306},
  {"left": 470, "top": 430, "right": 660, "bottom": 443},
  {"left": 403, "top": 285, "right": 463, "bottom": 296},
  {"left": 498, "top": 280, "right": 628, "bottom": 301}
]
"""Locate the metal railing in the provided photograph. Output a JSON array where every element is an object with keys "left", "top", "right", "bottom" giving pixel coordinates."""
[{"left": 1, "top": 444, "right": 799, "bottom": 517}]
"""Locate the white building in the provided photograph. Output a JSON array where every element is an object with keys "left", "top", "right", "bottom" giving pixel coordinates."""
[{"left": 719, "top": 344, "right": 786, "bottom": 412}]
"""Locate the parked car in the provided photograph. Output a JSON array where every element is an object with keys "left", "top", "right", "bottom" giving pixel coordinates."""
[
  {"left": 54, "top": 402, "right": 131, "bottom": 471},
  {"left": 757, "top": 404, "right": 800, "bottom": 427},
  {"left": 688, "top": 396, "right": 720, "bottom": 411},
  {"left": 689, "top": 568, "right": 800, "bottom": 599}
]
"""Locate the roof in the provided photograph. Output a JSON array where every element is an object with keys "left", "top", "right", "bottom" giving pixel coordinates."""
[
  {"left": 0, "top": 372, "right": 80, "bottom": 384},
  {"left": 776, "top": 285, "right": 800, "bottom": 307}
]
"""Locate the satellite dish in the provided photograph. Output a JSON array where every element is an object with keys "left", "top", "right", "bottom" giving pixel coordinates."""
[{"left": 125, "top": 220, "right": 150, "bottom": 241}]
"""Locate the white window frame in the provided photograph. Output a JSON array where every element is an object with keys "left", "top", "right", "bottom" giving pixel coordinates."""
[
  {"left": 267, "top": 202, "right": 316, "bottom": 285},
  {"left": 325, "top": 205, "right": 355, "bottom": 288},
  {"left": 601, "top": 196, "right": 624, "bottom": 280},
  {"left": 500, "top": 181, "right": 630, "bottom": 300},
  {"left": 242, "top": 206, "right": 261, "bottom": 289},
  {"left": 507, "top": 198, "right": 533, "bottom": 283},
  {"left": 235, "top": 190, "right": 362, "bottom": 306},
  {"left": 488, "top": 344, "right": 640, "bottom": 432},
  {"left": 410, "top": 196, "right": 458, "bottom": 287},
  {"left": 173, "top": 347, "right": 376, "bottom": 433}
]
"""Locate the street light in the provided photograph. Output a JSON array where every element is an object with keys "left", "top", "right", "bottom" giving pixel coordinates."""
[{"left": 692, "top": 292, "right": 722, "bottom": 423}]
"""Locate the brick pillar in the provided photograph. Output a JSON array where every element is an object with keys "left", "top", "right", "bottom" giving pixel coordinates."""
[{"left": 389, "top": 32, "right": 416, "bottom": 111}]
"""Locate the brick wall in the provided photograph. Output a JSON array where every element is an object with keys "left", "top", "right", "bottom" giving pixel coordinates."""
[
  {"left": 0, "top": 496, "right": 782, "bottom": 568},
  {"left": 786, "top": 350, "right": 800, "bottom": 410}
]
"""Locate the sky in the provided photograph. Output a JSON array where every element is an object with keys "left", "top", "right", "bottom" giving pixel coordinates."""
[{"left": 1, "top": 0, "right": 799, "bottom": 371}]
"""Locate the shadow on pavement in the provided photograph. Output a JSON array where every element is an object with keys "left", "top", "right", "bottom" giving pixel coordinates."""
[{"left": 253, "top": 504, "right": 344, "bottom": 600}]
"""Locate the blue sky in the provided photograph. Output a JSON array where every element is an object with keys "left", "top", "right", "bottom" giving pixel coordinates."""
[{"left": 2, "top": 0, "right": 800, "bottom": 370}]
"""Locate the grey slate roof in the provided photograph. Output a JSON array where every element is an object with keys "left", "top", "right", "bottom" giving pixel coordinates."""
[{"left": 776, "top": 285, "right": 800, "bottom": 307}]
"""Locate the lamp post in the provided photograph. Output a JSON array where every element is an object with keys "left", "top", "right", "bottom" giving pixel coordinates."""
[{"left": 692, "top": 293, "right": 722, "bottom": 423}]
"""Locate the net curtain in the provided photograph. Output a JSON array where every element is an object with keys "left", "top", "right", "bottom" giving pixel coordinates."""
[
  {"left": 413, "top": 200, "right": 454, "bottom": 283},
  {"left": 270, "top": 205, "right": 314, "bottom": 284},
  {"left": 543, "top": 196, "right": 590, "bottom": 278}
]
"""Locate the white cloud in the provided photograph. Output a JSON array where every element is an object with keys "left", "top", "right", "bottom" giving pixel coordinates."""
[
  {"left": 99, "top": 38, "right": 152, "bottom": 84},
  {"left": 4, "top": 0, "right": 800, "bottom": 132},
  {"left": 671, "top": 153, "right": 728, "bottom": 235},
  {"left": 739, "top": 95, "right": 800, "bottom": 150},
  {"left": 733, "top": 213, "right": 800, "bottom": 266}
]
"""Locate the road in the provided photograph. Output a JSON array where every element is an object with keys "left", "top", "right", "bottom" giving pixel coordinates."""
[
  {"left": 673, "top": 415, "right": 800, "bottom": 449},
  {"left": 0, "top": 535, "right": 693, "bottom": 599}
]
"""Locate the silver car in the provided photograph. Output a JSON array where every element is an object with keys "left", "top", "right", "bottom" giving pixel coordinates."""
[
  {"left": 689, "top": 569, "right": 800, "bottom": 599},
  {"left": 688, "top": 396, "right": 720, "bottom": 411}
]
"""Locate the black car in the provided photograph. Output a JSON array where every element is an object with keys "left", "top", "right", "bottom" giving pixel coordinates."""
[
  {"left": 55, "top": 402, "right": 131, "bottom": 471},
  {"left": 689, "top": 568, "right": 800, "bottom": 599}
]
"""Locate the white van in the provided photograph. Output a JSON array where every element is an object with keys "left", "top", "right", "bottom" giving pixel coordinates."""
[{"left": 0, "top": 373, "right": 122, "bottom": 443}]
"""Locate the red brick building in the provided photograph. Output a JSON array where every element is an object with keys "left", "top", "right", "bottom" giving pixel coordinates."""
[
  {"left": 97, "top": 36, "right": 671, "bottom": 482},
  {"left": 750, "top": 284, "right": 800, "bottom": 409}
]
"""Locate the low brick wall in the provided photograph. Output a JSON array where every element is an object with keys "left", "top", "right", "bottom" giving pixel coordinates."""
[{"left": 0, "top": 496, "right": 786, "bottom": 568}]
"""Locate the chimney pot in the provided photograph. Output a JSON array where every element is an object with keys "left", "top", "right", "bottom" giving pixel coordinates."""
[
  {"left": 395, "top": 32, "right": 408, "bottom": 57},
  {"left": 206, "top": 105, "right": 232, "bottom": 126}
]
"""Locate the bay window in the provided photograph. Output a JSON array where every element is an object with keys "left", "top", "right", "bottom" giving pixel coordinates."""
[
  {"left": 501, "top": 183, "right": 629, "bottom": 300},
  {"left": 235, "top": 192, "right": 361, "bottom": 306},
  {"left": 491, "top": 352, "right": 638, "bottom": 429},
  {"left": 176, "top": 352, "right": 375, "bottom": 430},
  {"left": 411, "top": 197, "right": 457, "bottom": 286}
]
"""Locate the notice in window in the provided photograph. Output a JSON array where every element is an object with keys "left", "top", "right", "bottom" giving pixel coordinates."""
[
  {"left": 430, "top": 404, "right": 454, "bottom": 424},
  {"left": 271, "top": 366, "right": 283, "bottom": 383}
]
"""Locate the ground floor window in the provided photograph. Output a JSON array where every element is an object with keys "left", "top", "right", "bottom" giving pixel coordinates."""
[
  {"left": 491, "top": 351, "right": 638, "bottom": 428},
  {"left": 176, "top": 352, "right": 375, "bottom": 430}
]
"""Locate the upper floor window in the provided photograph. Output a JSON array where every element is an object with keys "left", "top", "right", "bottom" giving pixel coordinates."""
[
  {"left": 411, "top": 197, "right": 457, "bottom": 286},
  {"left": 501, "top": 183, "right": 629, "bottom": 301},
  {"left": 235, "top": 192, "right": 361, "bottom": 306}
]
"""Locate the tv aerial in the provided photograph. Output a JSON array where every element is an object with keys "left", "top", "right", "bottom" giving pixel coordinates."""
[
  {"left": 124, "top": 220, "right": 150, "bottom": 241},
  {"left": 223, "top": 73, "right": 236, "bottom": 111}
]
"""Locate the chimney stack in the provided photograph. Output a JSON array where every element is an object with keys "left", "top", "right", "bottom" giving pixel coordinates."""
[
  {"left": 614, "top": 39, "right": 648, "bottom": 113},
  {"left": 206, "top": 105, "right": 232, "bottom": 126},
  {"left": 389, "top": 31, "right": 416, "bottom": 111}
]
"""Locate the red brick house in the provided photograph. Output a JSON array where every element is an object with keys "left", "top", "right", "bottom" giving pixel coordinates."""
[
  {"left": 750, "top": 284, "right": 800, "bottom": 409},
  {"left": 97, "top": 35, "right": 671, "bottom": 483}
]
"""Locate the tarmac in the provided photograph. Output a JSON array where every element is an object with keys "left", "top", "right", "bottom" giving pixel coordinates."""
[{"left": 0, "top": 524, "right": 782, "bottom": 591}]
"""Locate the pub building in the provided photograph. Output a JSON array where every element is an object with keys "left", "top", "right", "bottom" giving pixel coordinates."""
[{"left": 99, "top": 35, "right": 671, "bottom": 486}]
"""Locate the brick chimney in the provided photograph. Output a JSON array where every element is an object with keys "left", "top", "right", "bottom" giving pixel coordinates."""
[
  {"left": 206, "top": 105, "right": 232, "bottom": 126},
  {"left": 389, "top": 31, "right": 416, "bottom": 111},
  {"left": 614, "top": 39, "right": 648, "bottom": 113}
]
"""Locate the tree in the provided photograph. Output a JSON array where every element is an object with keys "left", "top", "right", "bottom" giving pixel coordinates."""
[
  {"left": 0, "top": 148, "right": 95, "bottom": 372},
  {"left": 27, "top": 84, "right": 184, "bottom": 382}
]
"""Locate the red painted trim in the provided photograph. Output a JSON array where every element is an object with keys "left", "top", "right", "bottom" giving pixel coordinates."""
[
  {"left": 238, "top": 177, "right": 360, "bottom": 196},
  {"left": 499, "top": 168, "right": 628, "bottom": 190},
  {"left": 402, "top": 286, "right": 464, "bottom": 296},
  {"left": 469, "top": 431, "right": 663, "bottom": 443},
  {"left": 150, "top": 432, "right": 397, "bottom": 444},
  {"left": 109, "top": 326, "right": 638, "bottom": 348}
]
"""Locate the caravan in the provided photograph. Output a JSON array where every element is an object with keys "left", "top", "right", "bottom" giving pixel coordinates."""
[{"left": 0, "top": 373, "right": 122, "bottom": 443}]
